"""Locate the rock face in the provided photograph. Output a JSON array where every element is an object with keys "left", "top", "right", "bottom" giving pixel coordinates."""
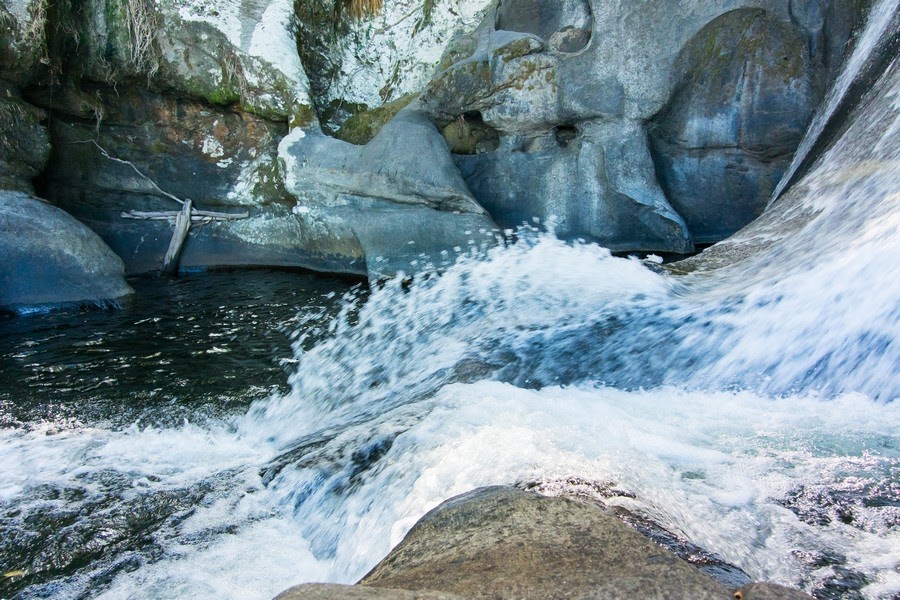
[
  {"left": 295, "top": 0, "right": 494, "bottom": 131},
  {"left": 13, "top": 0, "right": 337, "bottom": 277},
  {"left": 670, "top": 3, "right": 900, "bottom": 277},
  {"left": 0, "top": 191, "right": 133, "bottom": 312},
  {"left": 649, "top": 9, "right": 818, "bottom": 243},
  {"left": 278, "top": 105, "right": 500, "bottom": 279},
  {"left": 34, "top": 87, "right": 351, "bottom": 275},
  {"left": 0, "top": 84, "right": 50, "bottom": 192},
  {"left": 0, "top": 0, "right": 877, "bottom": 293},
  {"left": 332, "top": 0, "right": 871, "bottom": 252}
]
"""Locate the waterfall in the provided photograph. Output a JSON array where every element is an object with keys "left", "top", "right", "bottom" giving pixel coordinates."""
[{"left": 771, "top": 0, "right": 900, "bottom": 203}]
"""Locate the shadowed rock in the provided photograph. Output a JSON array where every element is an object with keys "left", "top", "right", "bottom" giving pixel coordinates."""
[
  {"left": 0, "top": 191, "right": 133, "bottom": 312},
  {"left": 649, "top": 9, "right": 817, "bottom": 243}
]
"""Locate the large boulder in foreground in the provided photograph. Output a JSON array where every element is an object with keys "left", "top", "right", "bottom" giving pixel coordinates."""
[
  {"left": 358, "top": 487, "right": 729, "bottom": 598},
  {"left": 278, "top": 487, "right": 814, "bottom": 599},
  {"left": 279, "top": 487, "right": 731, "bottom": 599},
  {"left": 278, "top": 106, "right": 500, "bottom": 280},
  {"left": 0, "top": 191, "right": 133, "bottom": 313}
]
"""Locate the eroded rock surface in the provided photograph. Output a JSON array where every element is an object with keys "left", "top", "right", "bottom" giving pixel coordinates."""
[
  {"left": 344, "top": 0, "right": 871, "bottom": 252},
  {"left": 278, "top": 105, "right": 499, "bottom": 279},
  {"left": 649, "top": 9, "right": 818, "bottom": 243}
]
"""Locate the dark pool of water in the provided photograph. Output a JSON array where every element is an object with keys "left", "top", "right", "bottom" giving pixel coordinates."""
[{"left": 0, "top": 270, "right": 358, "bottom": 431}]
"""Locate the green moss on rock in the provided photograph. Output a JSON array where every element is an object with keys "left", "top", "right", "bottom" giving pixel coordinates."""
[{"left": 334, "top": 93, "right": 417, "bottom": 145}]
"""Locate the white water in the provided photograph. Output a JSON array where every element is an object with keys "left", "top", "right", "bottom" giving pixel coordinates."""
[{"left": 3, "top": 216, "right": 898, "bottom": 597}]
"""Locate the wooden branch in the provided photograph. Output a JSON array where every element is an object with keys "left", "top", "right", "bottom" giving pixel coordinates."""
[
  {"left": 162, "top": 200, "right": 192, "bottom": 274},
  {"left": 92, "top": 141, "right": 185, "bottom": 206},
  {"left": 121, "top": 209, "right": 249, "bottom": 221}
]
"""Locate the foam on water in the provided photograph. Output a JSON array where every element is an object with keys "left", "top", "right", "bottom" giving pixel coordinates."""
[{"left": 1, "top": 222, "right": 898, "bottom": 597}]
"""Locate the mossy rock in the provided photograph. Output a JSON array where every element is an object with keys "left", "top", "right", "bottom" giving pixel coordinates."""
[{"left": 334, "top": 93, "right": 418, "bottom": 145}]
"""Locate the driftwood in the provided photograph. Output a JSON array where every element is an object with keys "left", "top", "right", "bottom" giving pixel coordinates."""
[
  {"left": 162, "top": 200, "right": 193, "bottom": 274},
  {"left": 90, "top": 141, "right": 249, "bottom": 274},
  {"left": 121, "top": 209, "right": 250, "bottom": 221}
]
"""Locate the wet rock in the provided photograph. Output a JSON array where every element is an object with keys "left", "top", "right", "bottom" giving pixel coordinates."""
[
  {"left": 278, "top": 105, "right": 499, "bottom": 279},
  {"left": 789, "top": 0, "right": 874, "bottom": 90},
  {"left": 649, "top": 9, "right": 818, "bottom": 243},
  {"left": 411, "top": 0, "right": 873, "bottom": 253},
  {"left": 358, "top": 486, "right": 730, "bottom": 599},
  {"left": 669, "top": 3, "right": 899, "bottom": 277},
  {"left": 0, "top": 191, "right": 133, "bottom": 312},
  {"left": 34, "top": 87, "right": 366, "bottom": 276}
]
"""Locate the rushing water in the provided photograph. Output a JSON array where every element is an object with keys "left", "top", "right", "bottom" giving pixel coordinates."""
[
  {"left": 1, "top": 221, "right": 898, "bottom": 599},
  {"left": 3, "top": 12, "right": 900, "bottom": 600}
]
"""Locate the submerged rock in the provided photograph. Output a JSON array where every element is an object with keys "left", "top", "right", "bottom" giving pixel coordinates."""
[{"left": 0, "top": 191, "right": 133, "bottom": 312}]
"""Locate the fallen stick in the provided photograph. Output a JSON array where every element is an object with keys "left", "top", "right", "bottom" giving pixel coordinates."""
[
  {"left": 121, "top": 209, "right": 249, "bottom": 221},
  {"left": 162, "top": 199, "right": 192, "bottom": 274}
]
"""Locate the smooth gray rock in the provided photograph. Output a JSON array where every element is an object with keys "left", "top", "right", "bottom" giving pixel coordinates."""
[
  {"left": 670, "top": 9, "right": 900, "bottom": 276},
  {"left": 789, "top": 0, "right": 874, "bottom": 91},
  {"left": 281, "top": 108, "right": 487, "bottom": 215},
  {"left": 0, "top": 191, "right": 133, "bottom": 312},
  {"left": 279, "top": 106, "right": 500, "bottom": 280},
  {"left": 649, "top": 9, "right": 817, "bottom": 243},
  {"left": 415, "top": 0, "right": 871, "bottom": 253},
  {"left": 457, "top": 121, "right": 693, "bottom": 253},
  {"left": 358, "top": 486, "right": 730, "bottom": 599}
]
